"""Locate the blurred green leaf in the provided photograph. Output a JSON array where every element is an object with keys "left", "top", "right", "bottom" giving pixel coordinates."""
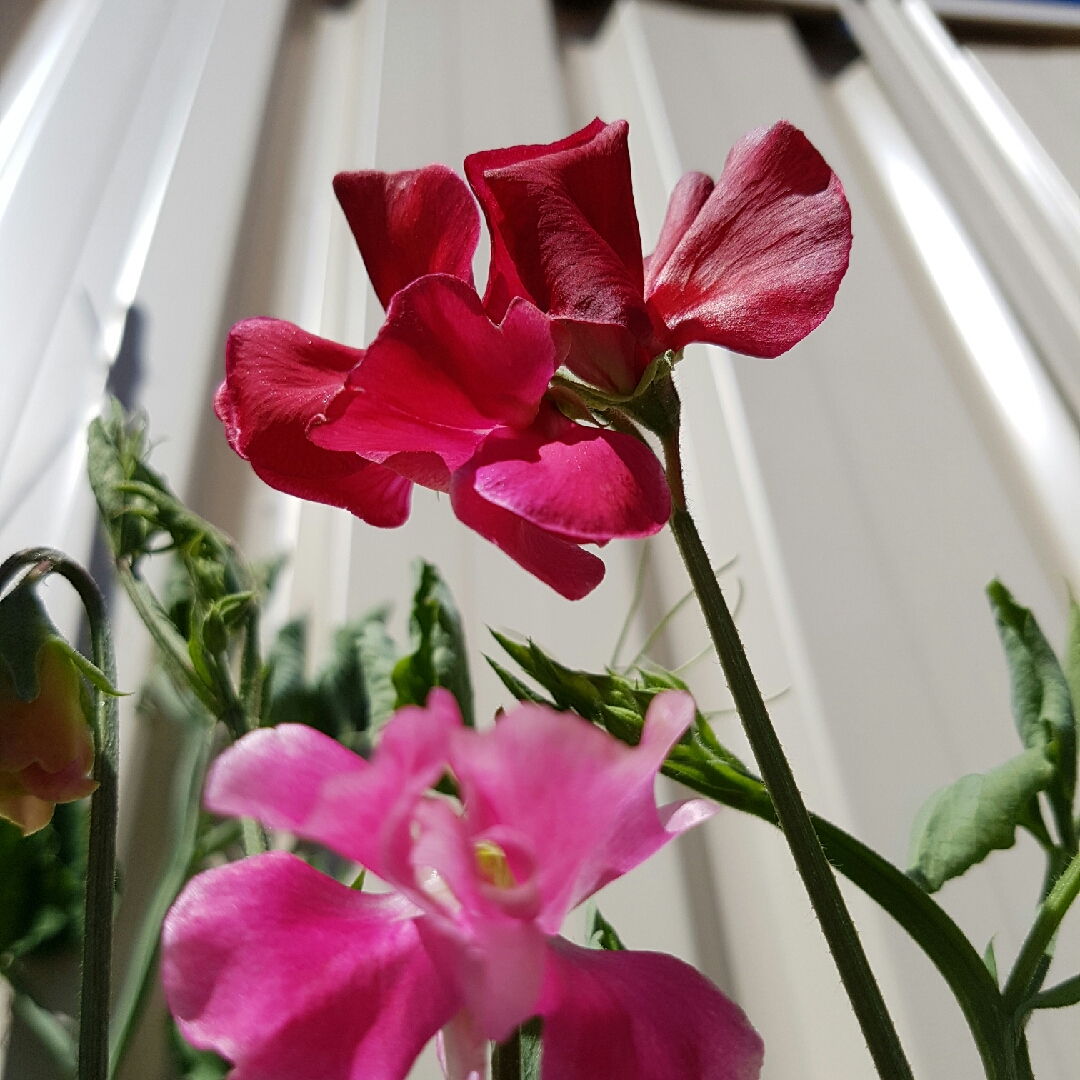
[
  {"left": 392, "top": 562, "right": 473, "bottom": 726},
  {"left": 908, "top": 747, "right": 1056, "bottom": 893},
  {"left": 988, "top": 581, "right": 1076, "bottom": 847},
  {"left": 585, "top": 904, "right": 626, "bottom": 950},
  {"left": 0, "top": 802, "right": 87, "bottom": 964}
]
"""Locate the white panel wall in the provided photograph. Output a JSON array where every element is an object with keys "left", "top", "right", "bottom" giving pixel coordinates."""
[{"left": 2, "top": 0, "right": 1080, "bottom": 1077}]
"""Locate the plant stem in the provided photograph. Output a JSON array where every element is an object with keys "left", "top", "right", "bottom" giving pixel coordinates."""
[
  {"left": 0, "top": 549, "right": 119, "bottom": 1080},
  {"left": 1004, "top": 851, "right": 1080, "bottom": 1009},
  {"left": 108, "top": 714, "right": 211, "bottom": 1078},
  {"left": 662, "top": 439, "right": 915, "bottom": 1080}
]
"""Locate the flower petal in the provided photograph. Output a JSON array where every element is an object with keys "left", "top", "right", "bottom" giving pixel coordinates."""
[
  {"left": 163, "top": 853, "right": 458, "bottom": 1080},
  {"left": 203, "top": 724, "right": 367, "bottom": 834},
  {"left": 204, "top": 694, "right": 458, "bottom": 879},
  {"left": 311, "top": 279, "right": 557, "bottom": 476},
  {"left": 436, "top": 1011, "right": 487, "bottom": 1080},
  {"left": 468, "top": 407, "right": 670, "bottom": 543},
  {"left": 466, "top": 119, "right": 653, "bottom": 393},
  {"left": 642, "top": 171, "right": 713, "bottom": 292},
  {"left": 334, "top": 165, "right": 480, "bottom": 310},
  {"left": 0, "top": 792, "right": 56, "bottom": 835},
  {"left": 217, "top": 318, "right": 411, "bottom": 527},
  {"left": 449, "top": 691, "right": 715, "bottom": 932},
  {"left": 450, "top": 455, "right": 605, "bottom": 601},
  {"left": 645, "top": 121, "right": 852, "bottom": 358},
  {"left": 536, "top": 938, "right": 763, "bottom": 1080}
]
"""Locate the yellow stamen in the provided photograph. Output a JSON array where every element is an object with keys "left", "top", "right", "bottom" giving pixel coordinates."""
[{"left": 474, "top": 839, "right": 514, "bottom": 889}]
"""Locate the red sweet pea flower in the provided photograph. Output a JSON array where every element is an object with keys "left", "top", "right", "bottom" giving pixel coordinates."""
[
  {"left": 466, "top": 119, "right": 852, "bottom": 394},
  {"left": 215, "top": 118, "right": 850, "bottom": 599},
  {"left": 217, "top": 163, "right": 669, "bottom": 599}
]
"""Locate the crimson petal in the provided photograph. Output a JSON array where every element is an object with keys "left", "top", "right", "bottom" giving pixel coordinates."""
[
  {"left": 310, "top": 278, "right": 557, "bottom": 483},
  {"left": 450, "top": 453, "right": 605, "bottom": 601},
  {"left": 163, "top": 854, "right": 458, "bottom": 1080},
  {"left": 537, "top": 939, "right": 764, "bottom": 1080},
  {"left": 645, "top": 121, "right": 852, "bottom": 358},
  {"left": 466, "top": 119, "right": 653, "bottom": 394},
  {"left": 216, "top": 318, "right": 411, "bottom": 527},
  {"left": 468, "top": 407, "right": 670, "bottom": 543},
  {"left": 334, "top": 165, "right": 480, "bottom": 310}
]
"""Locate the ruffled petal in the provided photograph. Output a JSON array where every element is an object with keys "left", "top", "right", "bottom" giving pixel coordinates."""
[
  {"left": 466, "top": 120, "right": 652, "bottom": 393},
  {"left": 536, "top": 938, "right": 763, "bottom": 1080},
  {"left": 217, "top": 318, "right": 411, "bottom": 527},
  {"left": 468, "top": 407, "right": 670, "bottom": 543},
  {"left": 645, "top": 121, "right": 852, "bottom": 358},
  {"left": 449, "top": 692, "right": 715, "bottom": 932},
  {"left": 417, "top": 915, "right": 548, "bottom": 1044},
  {"left": 450, "top": 455, "right": 605, "bottom": 601},
  {"left": 163, "top": 853, "right": 458, "bottom": 1080},
  {"left": 310, "top": 279, "right": 557, "bottom": 476},
  {"left": 334, "top": 165, "right": 480, "bottom": 310},
  {"left": 204, "top": 697, "right": 458, "bottom": 878},
  {"left": 643, "top": 172, "right": 713, "bottom": 293},
  {"left": 203, "top": 724, "right": 367, "bottom": 835}
]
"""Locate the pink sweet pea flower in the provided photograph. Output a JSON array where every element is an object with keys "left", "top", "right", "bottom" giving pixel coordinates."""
[
  {"left": 162, "top": 689, "right": 764, "bottom": 1080},
  {"left": 466, "top": 119, "right": 852, "bottom": 394}
]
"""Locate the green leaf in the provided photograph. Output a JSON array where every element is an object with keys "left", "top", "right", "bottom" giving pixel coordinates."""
[
  {"left": 0, "top": 802, "right": 87, "bottom": 962},
  {"left": 1026, "top": 972, "right": 1080, "bottom": 1011},
  {"left": 392, "top": 562, "right": 473, "bottom": 726},
  {"left": 262, "top": 618, "right": 324, "bottom": 731},
  {"left": 988, "top": 582, "right": 1076, "bottom": 839},
  {"left": 908, "top": 747, "right": 1056, "bottom": 892},
  {"left": 318, "top": 608, "right": 399, "bottom": 744},
  {"left": 983, "top": 938, "right": 999, "bottom": 986},
  {"left": 585, "top": 904, "right": 626, "bottom": 950},
  {"left": 485, "top": 656, "right": 556, "bottom": 707}
]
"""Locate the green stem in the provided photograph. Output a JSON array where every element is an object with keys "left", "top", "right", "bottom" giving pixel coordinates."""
[
  {"left": 108, "top": 716, "right": 212, "bottom": 1078},
  {"left": 1004, "top": 851, "right": 1080, "bottom": 1009},
  {"left": 0, "top": 549, "right": 119, "bottom": 1080},
  {"left": 10, "top": 984, "right": 77, "bottom": 1076},
  {"left": 662, "top": 442, "right": 914, "bottom": 1080},
  {"left": 658, "top": 744, "right": 1018, "bottom": 1079}
]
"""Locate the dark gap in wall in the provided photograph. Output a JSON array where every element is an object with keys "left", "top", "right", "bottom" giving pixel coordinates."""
[{"left": 553, "top": 0, "right": 615, "bottom": 41}]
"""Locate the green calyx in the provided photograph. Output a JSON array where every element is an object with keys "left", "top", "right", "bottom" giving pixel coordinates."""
[
  {"left": 548, "top": 351, "right": 682, "bottom": 437},
  {"left": 0, "top": 578, "right": 120, "bottom": 704}
]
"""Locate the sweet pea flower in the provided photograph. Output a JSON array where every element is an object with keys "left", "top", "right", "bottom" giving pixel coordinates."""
[
  {"left": 218, "top": 163, "right": 669, "bottom": 599},
  {"left": 1, "top": 631, "right": 96, "bottom": 836},
  {"left": 162, "top": 689, "right": 764, "bottom": 1080},
  {"left": 466, "top": 118, "right": 852, "bottom": 394}
]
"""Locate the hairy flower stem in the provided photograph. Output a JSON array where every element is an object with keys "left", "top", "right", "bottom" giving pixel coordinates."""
[
  {"left": 0, "top": 549, "right": 119, "bottom": 1080},
  {"left": 658, "top": 430, "right": 914, "bottom": 1080}
]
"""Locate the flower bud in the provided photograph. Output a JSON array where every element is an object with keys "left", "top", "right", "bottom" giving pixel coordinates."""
[{"left": 0, "top": 582, "right": 97, "bottom": 835}]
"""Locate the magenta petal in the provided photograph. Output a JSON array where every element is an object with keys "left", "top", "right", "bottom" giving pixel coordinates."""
[
  {"left": 449, "top": 692, "right": 715, "bottom": 932},
  {"left": 436, "top": 1012, "right": 486, "bottom": 1080},
  {"left": 163, "top": 854, "right": 458, "bottom": 1080},
  {"left": 450, "top": 454, "right": 605, "bottom": 601},
  {"left": 469, "top": 408, "right": 670, "bottom": 542},
  {"left": 645, "top": 121, "right": 852, "bottom": 358},
  {"left": 466, "top": 120, "right": 652, "bottom": 393},
  {"left": 306, "top": 689, "right": 461, "bottom": 880},
  {"left": 537, "top": 938, "right": 763, "bottom": 1080},
  {"left": 643, "top": 172, "right": 714, "bottom": 294},
  {"left": 204, "top": 724, "right": 366, "bottom": 835},
  {"left": 217, "top": 318, "right": 411, "bottom": 527},
  {"left": 334, "top": 165, "right": 480, "bottom": 310},
  {"left": 310, "top": 279, "right": 557, "bottom": 474}
]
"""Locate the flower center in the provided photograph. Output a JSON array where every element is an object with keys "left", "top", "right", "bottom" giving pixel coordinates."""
[{"left": 474, "top": 839, "right": 514, "bottom": 889}]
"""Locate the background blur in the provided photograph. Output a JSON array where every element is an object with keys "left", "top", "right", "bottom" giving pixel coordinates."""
[{"left": 2, "top": 0, "right": 1080, "bottom": 1075}]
